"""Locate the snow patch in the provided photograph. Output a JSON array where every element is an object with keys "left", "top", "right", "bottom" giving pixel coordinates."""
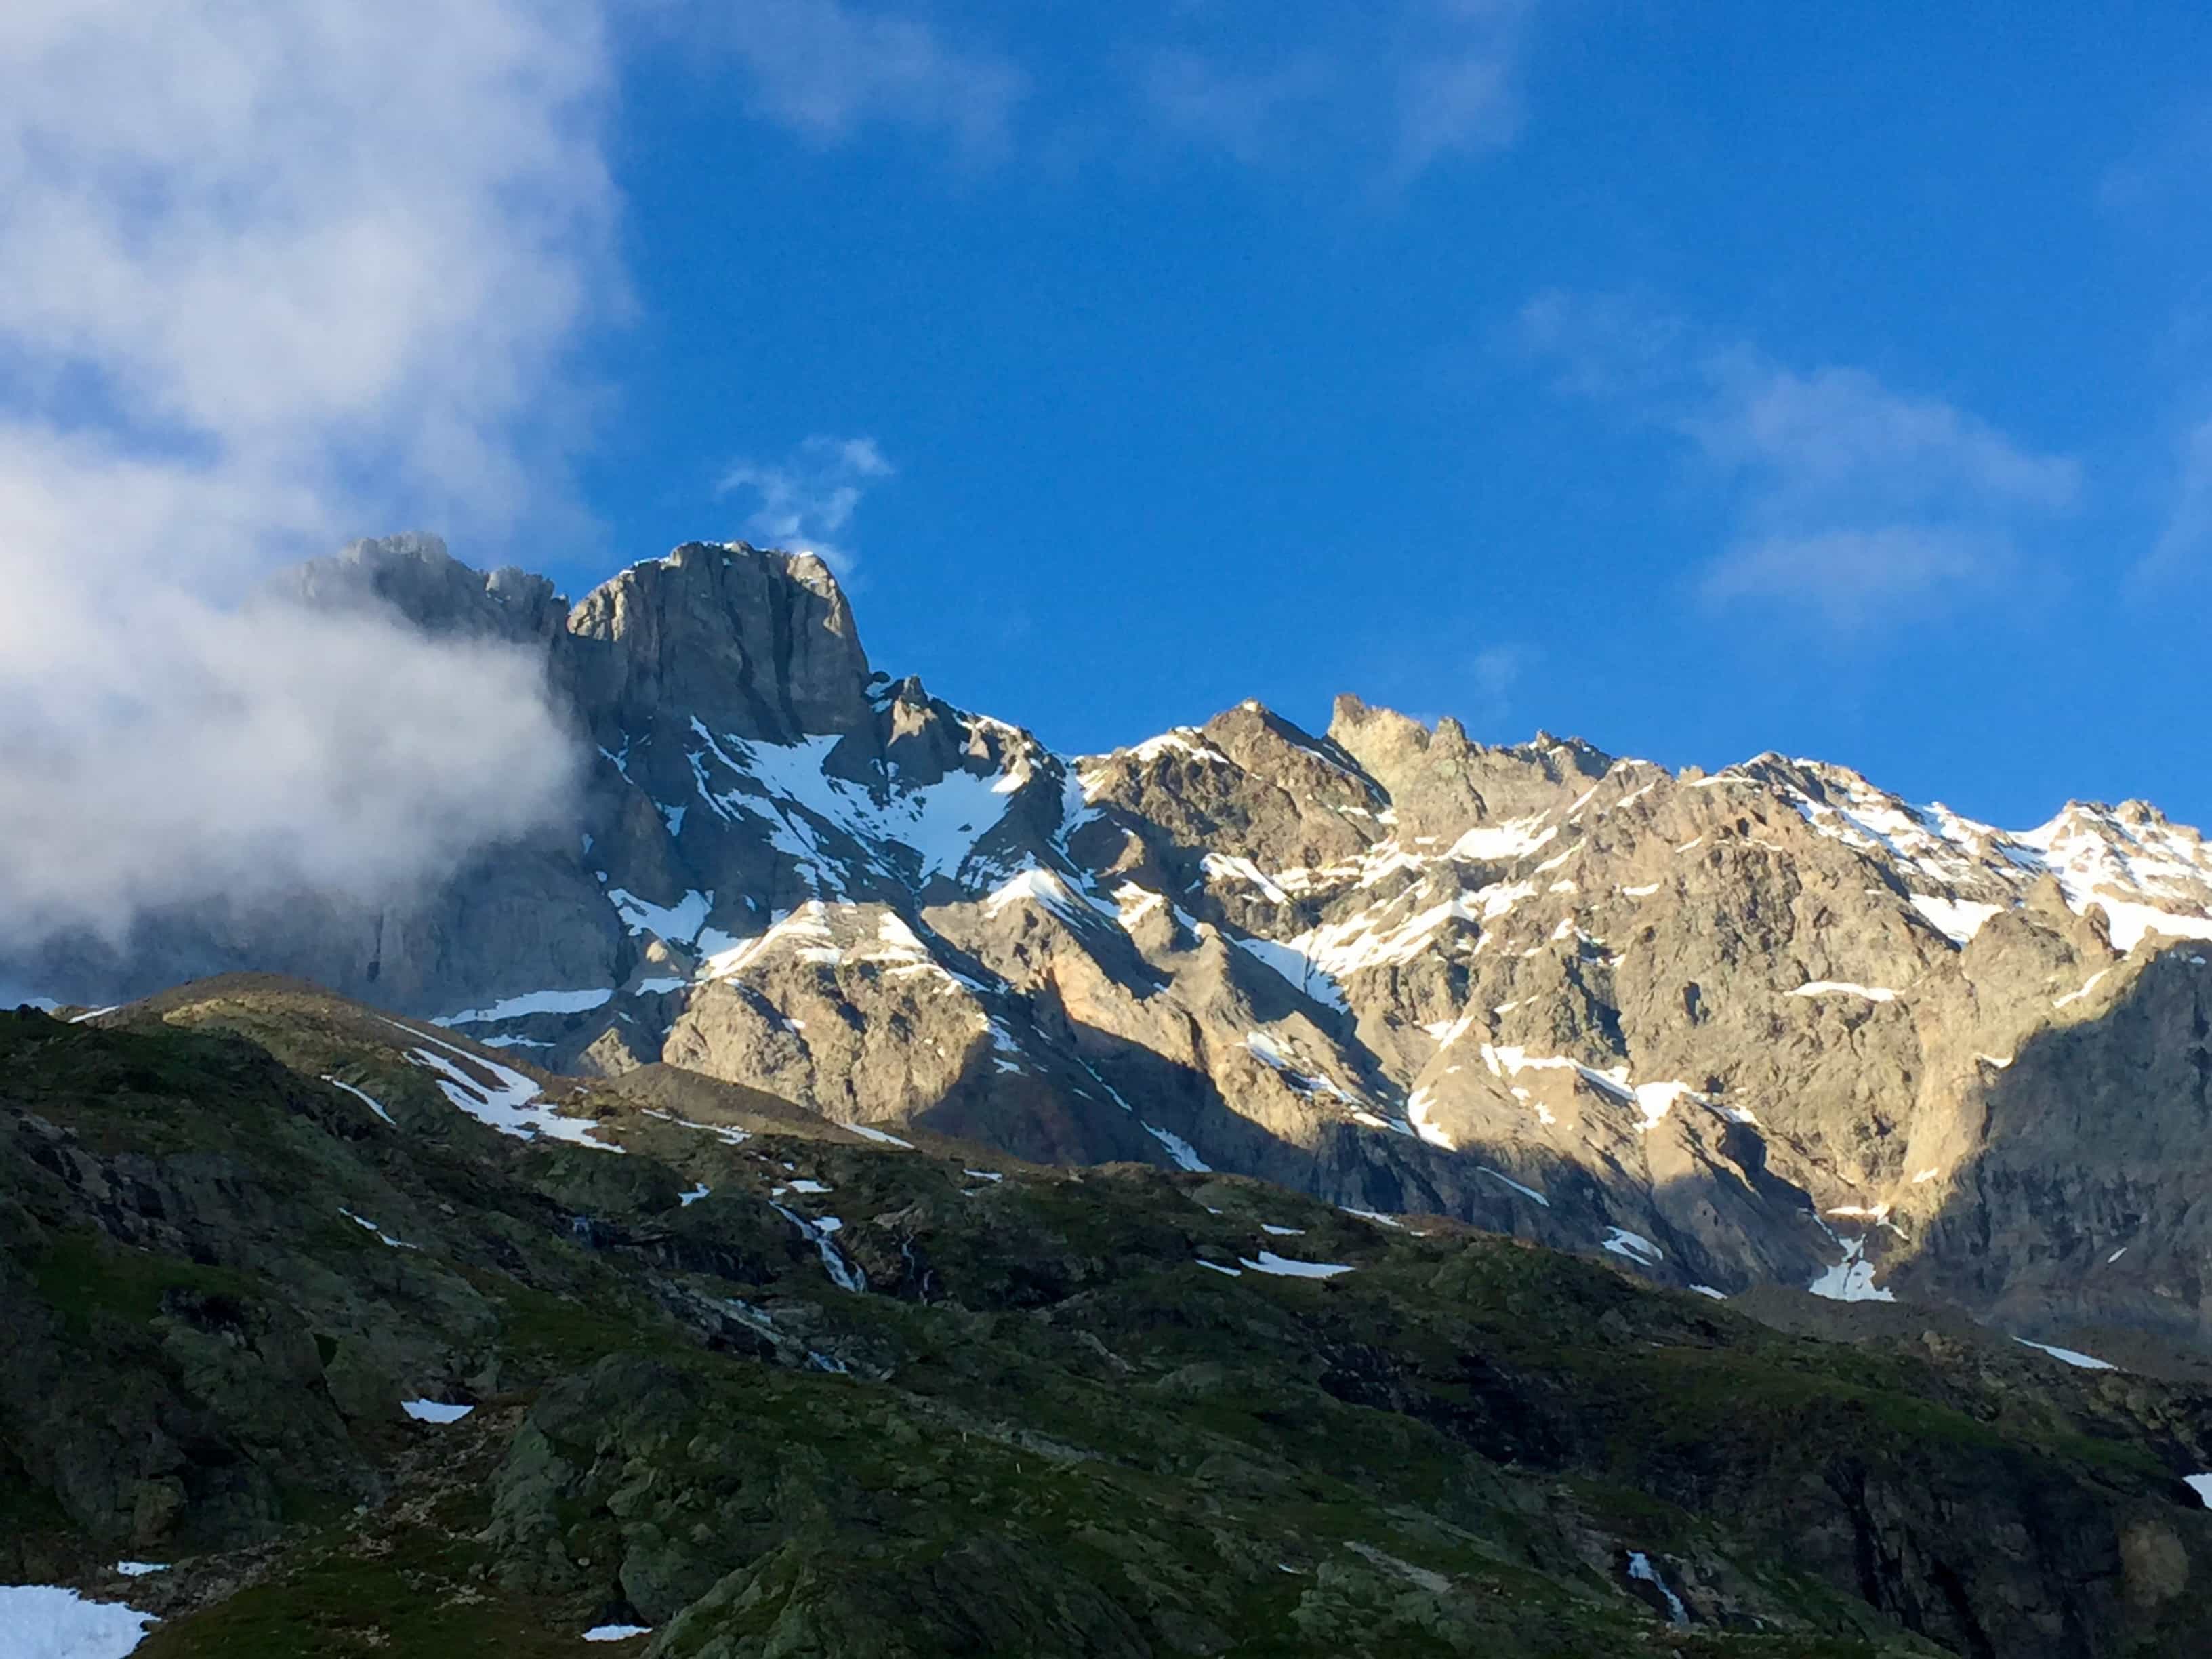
[
  {"left": 1908, "top": 893, "right": 2001, "bottom": 943},
  {"left": 983, "top": 867, "right": 1105, "bottom": 925},
  {"left": 607, "top": 887, "right": 712, "bottom": 945},
  {"left": 432, "top": 987, "right": 612, "bottom": 1027},
  {"left": 321, "top": 1076, "right": 393, "bottom": 1124},
  {"left": 699, "top": 901, "right": 843, "bottom": 978},
  {"left": 842, "top": 1121, "right": 914, "bottom": 1148},
  {"left": 1227, "top": 933, "right": 1350, "bottom": 1012},
  {"left": 1446, "top": 817, "right": 1557, "bottom": 863},
  {"left": 2013, "top": 1338, "right": 2116, "bottom": 1371},
  {"left": 1142, "top": 1123, "right": 1210, "bottom": 1172},
  {"left": 388, "top": 1022, "right": 616, "bottom": 1153},
  {"left": 1405, "top": 1086, "right": 1454, "bottom": 1150},
  {"left": 1239, "top": 1251, "right": 1355, "bottom": 1279},
  {"left": 1128, "top": 729, "right": 1233, "bottom": 768},
  {"left": 1787, "top": 981, "right": 1898, "bottom": 1003},
  {"left": 1808, "top": 1233, "right": 1893, "bottom": 1303},
  {"left": 1271, "top": 884, "right": 1509, "bottom": 981},
  {"left": 0, "top": 1586, "right": 157, "bottom": 1658},
  {"left": 1601, "top": 1227, "right": 1663, "bottom": 1265},
  {"left": 1632, "top": 1080, "right": 1698, "bottom": 1132},
  {"left": 1200, "top": 853, "right": 1290, "bottom": 904},
  {"left": 689, "top": 724, "right": 1027, "bottom": 889},
  {"left": 2053, "top": 970, "right": 2109, "bottom": 1009},
  {"left": 1477, "top": 1166, "right": 1549, "bottom": 1206},
  {"left": 340, "top": 1208, "right": 417, "bottom": 1250},
  {"left": 1244, "top": 1031, "right": 1361, "bottom": 1105}
]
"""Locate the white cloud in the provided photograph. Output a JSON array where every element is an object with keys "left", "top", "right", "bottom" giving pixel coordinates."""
[
  {"left": 1127, "top": 1, "right": 1536, "bottom": 176},
  {"left": 1467, "top": 644, "right": 1532, "bottom": 722},
  {"left": 0, "top": 1, "right": 614, "bottom": 941},
  {"left": 1518, "top": 292, "right": 2079, "bottom": 626},
  {"left": 1700, "top": 527, "right": 2001, "bottom": 625},
  {"left": 689, "top": 0, "right": 1027, "bottom": 153},
  {"left": 2139, "top": 414, "right": 2212, "bottom": 586},
  {"left": 1394, "top": 1, "right": 1536, "bottom": 175},
  {"left": 718, "top": 436, "right": 895, "bottom": 576},
  {"left": 1685, "top": 357, "right": 2079, "bottom": 517},
  {"left": 1138, "top": 49, "right": 1332, "bottom": 165}
]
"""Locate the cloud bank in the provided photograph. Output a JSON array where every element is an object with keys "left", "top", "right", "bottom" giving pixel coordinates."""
[{"left": 0, "top": 1, "right": 615, "bottom": 942}]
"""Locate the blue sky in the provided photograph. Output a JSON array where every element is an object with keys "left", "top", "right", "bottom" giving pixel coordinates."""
[
  {"left": 5, "top": 1, "right": 2209, "bottom": 871},
  {"left": 537, "top": 1, "right": 2212, "bottom": 830}
]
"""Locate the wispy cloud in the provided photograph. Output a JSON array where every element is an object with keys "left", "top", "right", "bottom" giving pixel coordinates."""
[
  {"left": 684, "top": 0, "right": 1027, "bottom": 155},
  {"left": 1467, "top": 643, "right": 1533, "bottom": 724},
  {"left": 2140, "top": 415, "right": 2212, "bottom": 587},
  {"left": 1132, "top": 1, "right": 1538, "bottom": 178},
  {"left": 1137, "top": 49, "right": 1333, "bottom": 166},
  {"left": 1394, "top": 0, "right": 1536, "bottom": 176},
  {"left": 1517, "top": 292, "right": 2080, "bottom": 627},
  {"left": 0, "top": 0, "right": 613, "bottom": 939},
  {"left": 718, "top": 436, "right": 895, "bottom": 576}
]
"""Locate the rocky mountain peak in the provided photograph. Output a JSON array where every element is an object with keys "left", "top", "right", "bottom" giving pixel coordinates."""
[
  {"left": 1327, "top": 695, "right": 1617, "bottom": 841},
  {"left": 563, "top": 541, "right": 874, "bottom": 746}
]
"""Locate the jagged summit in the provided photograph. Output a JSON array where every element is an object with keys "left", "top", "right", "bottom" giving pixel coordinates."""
[{"left": 24, "top": 536, "right": 2212, "bottom": 1358}]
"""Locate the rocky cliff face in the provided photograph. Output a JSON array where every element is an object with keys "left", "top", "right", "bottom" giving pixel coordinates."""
[{"left": 23, "top": 535, "right": 2212, "bottom": 1355}]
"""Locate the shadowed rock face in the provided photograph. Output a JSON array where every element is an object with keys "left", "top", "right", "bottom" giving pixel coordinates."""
[{"left": 22, "top": 535, "right": 2212, "bottom": 1351}]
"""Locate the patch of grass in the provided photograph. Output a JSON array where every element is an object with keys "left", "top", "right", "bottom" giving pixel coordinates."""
[
  {"left": 136, "top": 1524, "right": 607, "bottom": 1659},
  {"left": 30, "top": 1229, "right": 263, "bottom": 1338}
]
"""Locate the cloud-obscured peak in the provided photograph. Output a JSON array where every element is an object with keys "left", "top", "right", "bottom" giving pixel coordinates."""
[{"left": 0, "top": 0, "right": 611, "bottom": 939}]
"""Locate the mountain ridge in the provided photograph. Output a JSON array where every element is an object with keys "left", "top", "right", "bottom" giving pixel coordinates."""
[{"left": 17, "top": 533, "right": 2212, "bottom": 1359}]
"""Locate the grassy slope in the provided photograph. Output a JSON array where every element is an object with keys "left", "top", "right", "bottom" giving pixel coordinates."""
[{"left": 2, "top": 983, "right": 2208, "bottom": 1656}]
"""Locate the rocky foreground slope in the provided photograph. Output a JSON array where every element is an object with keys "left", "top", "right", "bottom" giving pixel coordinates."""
[
  {"left": 19, "top": 535, "right": 2212, "bottom": 1357},
  {"left": 7, "top": 981, "right": 2212, "bottom": 1656}
]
